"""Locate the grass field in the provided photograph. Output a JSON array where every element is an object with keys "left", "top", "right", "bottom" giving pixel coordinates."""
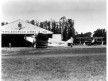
[{"left": 2, "top": 46, "right": 106, "bottom": 81}]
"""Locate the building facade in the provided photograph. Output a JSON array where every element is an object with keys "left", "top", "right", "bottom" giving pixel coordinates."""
[{"left": 1, "top": 19, "right": 53, "bottom": 47}]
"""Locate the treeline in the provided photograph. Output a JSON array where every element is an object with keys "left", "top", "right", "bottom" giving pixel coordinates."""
[
  {"left": 28, "top": 17, "right": 106, "bottom": 42},
  {"left": 28, "top": 16, "right": 75, "bottom": 41},
  {"left": 74, "top": 29, "right": 106, "bottom": 38},
  {"left": 74, "top": 29, "right": 107, "bottom": 44}
]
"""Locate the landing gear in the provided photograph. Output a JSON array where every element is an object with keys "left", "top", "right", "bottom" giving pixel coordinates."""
[
  {"left": 33, "top": 43, "right": 37, "bottom": 48},
  {"left": 70, "top": 44, "right": 73, "bottom": 47}
]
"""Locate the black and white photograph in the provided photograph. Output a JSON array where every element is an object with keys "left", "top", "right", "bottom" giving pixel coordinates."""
[{"left": 1, "top": 0, "right": 106, "bottom": 81}]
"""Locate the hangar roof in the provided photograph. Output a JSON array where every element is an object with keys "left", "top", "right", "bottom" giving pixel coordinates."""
[{"left": 1, "top": 19, "right": 53, "bottom": 34}]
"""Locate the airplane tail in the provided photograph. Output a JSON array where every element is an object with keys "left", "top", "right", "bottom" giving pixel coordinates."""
[{"left": 66, "top": 37, "right": 74, "bottom": 43}]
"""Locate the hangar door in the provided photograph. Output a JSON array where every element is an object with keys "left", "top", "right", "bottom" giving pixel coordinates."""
[{"left": 2, "top": 34, "right": 32, "bottom": 47}]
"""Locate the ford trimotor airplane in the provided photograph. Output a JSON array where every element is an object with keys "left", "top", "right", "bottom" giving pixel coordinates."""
[
  {"left": 48, "top": 38, "right": 73, "bottom": 47},
  {"left": 24, "top": 35, "right": 73, "bottom": 47}
]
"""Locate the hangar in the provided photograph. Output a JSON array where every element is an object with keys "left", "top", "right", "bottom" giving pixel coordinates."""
[{"left": 1, "top": 19, "right": 53, "bottom": 47}]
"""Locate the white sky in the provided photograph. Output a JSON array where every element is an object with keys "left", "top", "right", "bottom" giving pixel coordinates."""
[{"left": 0, "top": 0, "right": 106, "bottom": 33}]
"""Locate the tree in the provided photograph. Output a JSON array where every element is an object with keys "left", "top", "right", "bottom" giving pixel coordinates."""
[
  {"left": 60, "top": 17, "right": 75, "bottom": 41},
  {"left": 67, "top": 19, "right": 75, "bottom": 39},
  {"left": 35, "top": 33, "right": 48, "bottom": 48},
  {"left": 39, "top": 22, "right": 44, "bottom": 28},
  {"left": 93, "top": 29, "right": 106, "bottom": 37},
  {"left": 47, "top": 21, "right": 51, "bottom": 31},
  {"left": 35, "top": 20, "right": 39, "bottom": 26},
  {"left": 93, "top": 28, "right": 106, "bottom": 44},
  {"left": 52, "top": 20, "right": 56, "bottom": 33},
  {"left": 83, "top": 32, "right": 92, "bottom": 37},
  {"left": 36, "top": 33, "right": 48, "bottom": 41},
  {"left": 1, "top": 22, "right": 5, "bottom": 26},
  {"left": 30, "top": 20, "right": 35, "bottom": 25},
  {"left": 6, "top": 22, "right": 8, "bottom": 25},
  {"left": 63, "top": 27, "right": 67, "bottom": 41},
  {"left": 60, "top": 16, "right": 66, "bottom": 22}
]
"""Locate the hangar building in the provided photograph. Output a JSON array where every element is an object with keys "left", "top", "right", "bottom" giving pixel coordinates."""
[{"left": 1, "top": 19, "right": 53, "bottom": 47}]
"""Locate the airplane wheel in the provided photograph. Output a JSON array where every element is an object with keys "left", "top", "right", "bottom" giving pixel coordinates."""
[
  {"left": 70, "top": 44, "right": 73, "bottom": 47},
  {"left": 33, "top": 44, "right": 37, "bottom": 48}
]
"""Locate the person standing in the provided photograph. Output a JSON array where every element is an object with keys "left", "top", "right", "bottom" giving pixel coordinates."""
[{"left": 9, "top": 43, "right": 11, "bottom": 48}]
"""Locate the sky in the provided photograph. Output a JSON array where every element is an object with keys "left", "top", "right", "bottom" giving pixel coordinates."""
[{"left": 0, "top": 0, "right": 106, "bottom": 33}]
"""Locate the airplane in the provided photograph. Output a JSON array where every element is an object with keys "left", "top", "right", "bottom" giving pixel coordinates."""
[
  {"left": 48, "top": 37, "right": 73, "bottom": 47},
  {"left": 24, "top": 34, "right": 73, "bottom": 47}
]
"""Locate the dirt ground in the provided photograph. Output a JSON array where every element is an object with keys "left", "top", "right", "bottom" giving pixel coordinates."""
[{"left": 1, "top": 46, "right": 106, "bottom": 81}]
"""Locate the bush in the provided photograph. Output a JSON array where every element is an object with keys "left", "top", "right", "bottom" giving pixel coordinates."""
[
  {"left": 35, "top": 33, "right": 48, "bottom": 48},
  {"left": 36, "top": 33, "right": 48, "bottom": 41}
]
